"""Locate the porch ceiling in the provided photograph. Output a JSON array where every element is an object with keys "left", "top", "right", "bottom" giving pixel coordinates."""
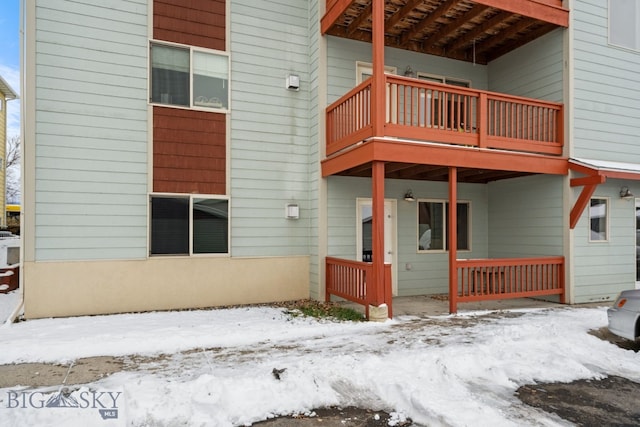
[
  {"left": 334, "top": 161, "right": 533, "bottom": 184},
  {"left": 321, "top": 0, "right": 569, "bottom": 64}
]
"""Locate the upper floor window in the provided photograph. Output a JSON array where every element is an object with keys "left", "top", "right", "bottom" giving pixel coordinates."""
[
  {"left": 610, "top": 0, "right": 640, "bottom": 51},
  {"left": 150, "top": 42, "right": 229, "bottom": 111},
  {"left": 416, "top": 72, "right": 471, "bottom": 88},
  {"left": 418, "top": 200, "right": 470, "bottom": 252},
  {"left": 589, "top": 197, "right": 608, "bottom": 242}
]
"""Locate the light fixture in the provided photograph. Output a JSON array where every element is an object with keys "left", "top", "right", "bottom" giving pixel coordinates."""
[
  {"left": 404, "top": 66, "right": 415, "bottom": 77},
  {"left": 285, "top": 203, "right": 300, "bottom": 219},
  {"left": 620, "top": 186, "right": 634, "bottom": 199},
  {"left": 286, "top": 74, "right": 300, "bottom": 91},
  {"left": 404, "top": 190, "right": 415, "bottom": 202}
]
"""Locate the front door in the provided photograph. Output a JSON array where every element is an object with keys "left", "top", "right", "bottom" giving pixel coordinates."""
[{"left": 357, "top": 198, "right": 397, "bottom": 295}]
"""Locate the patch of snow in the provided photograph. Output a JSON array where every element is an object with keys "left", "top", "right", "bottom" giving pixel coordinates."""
[{"left": 0, "top": 304, "right": 634, "bottom": 427}]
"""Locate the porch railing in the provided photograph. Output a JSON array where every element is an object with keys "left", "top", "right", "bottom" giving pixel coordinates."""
[
  {"left": 326, "top": 79, "right": 373, "bottom": 155},
  {"left": 326, "top": 75, "right": 563, "bottom": 157},
  {"left": 325, "top": 257, "right": 392, "bottom": 319},
  {"left": 456, "top": 256, "right": 565, "bottom": 303}
]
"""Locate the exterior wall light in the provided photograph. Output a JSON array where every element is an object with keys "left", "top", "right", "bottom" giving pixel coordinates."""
[
  {"left": 286, "top": 74, "right": 300, "bottom": 91},
  {"left": 404, "top": 190, "right": 415, "bottom": 202},
  {"left": 286, "top": 203, "right": 300, "bottom": 219},
  {"left": 404, "top": 66, "right": 415, "bottom": 77},
  {"left": 620, "top": 186, "right": 634, "bottom": 199}
]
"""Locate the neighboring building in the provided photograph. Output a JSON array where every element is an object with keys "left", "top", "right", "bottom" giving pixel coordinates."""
[
  {"left": 19, "top": 0, "right": 640, "bottom": 319},
  {"left": 0, "top": 76, "right": 18, "bottom": 229}
]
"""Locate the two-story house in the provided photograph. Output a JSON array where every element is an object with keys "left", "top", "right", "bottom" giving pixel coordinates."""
[{"left": 18, "top": 0, "right": 640, "bottom": 319}]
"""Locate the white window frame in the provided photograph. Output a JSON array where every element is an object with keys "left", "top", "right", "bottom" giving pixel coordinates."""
[
  {"left": 356, "top": 62, "right": 397, "bottom": 122},
  {"left": 149, "top": 193, "right": 230, "bottom": 257},
  {"left": 355, "top": 61, "right": 397, "bottom": 84},
  {"left": 589, "top": 197, "right": 610, "bottom": 242},
  {"left": 609, "top": 0, "right": 640, "bottom": 51},
  {"left": 149, "top": 40, "right": 230, "bottom": 112},
  {"left": 417, "top": 199, "right": 472, "bottom": 253},
  {"left": 416, "top": 72, "right": 471, "bottom": 88}
]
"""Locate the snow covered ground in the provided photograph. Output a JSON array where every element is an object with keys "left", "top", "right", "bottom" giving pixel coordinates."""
[{"left": 0, "top": 292, "right": 635, "bottom": 427}]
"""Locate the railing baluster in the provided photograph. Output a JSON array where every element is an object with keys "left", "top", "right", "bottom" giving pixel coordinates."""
[{"left": 455, "top": 256, "right": 564, "bottom": 302}]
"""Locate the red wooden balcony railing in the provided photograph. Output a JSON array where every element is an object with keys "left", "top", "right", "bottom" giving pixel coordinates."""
[
  {"left": 325, "top": 257, "right": 392, "bottom": 319},
  {"left": 456, "top": 256, "right": 565, "bottom": 303},
  {"left": 326, "top": 75, "right": 563, "bottom": 157},
  {"left": 326, "top": 79, "right": 374, "bottom": 155}
]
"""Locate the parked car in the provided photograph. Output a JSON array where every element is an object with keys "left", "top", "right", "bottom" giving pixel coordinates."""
[{"left": 607, "top": 290, "right": 640, "bottom": 341}]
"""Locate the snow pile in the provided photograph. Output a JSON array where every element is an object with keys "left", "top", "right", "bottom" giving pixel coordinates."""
[{"left": 0, "top": 304, "right": 634, "bottom": 426}]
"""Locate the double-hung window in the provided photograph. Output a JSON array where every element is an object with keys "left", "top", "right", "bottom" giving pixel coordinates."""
[
  {"left": 418, "top": 200, "right": 470, "bottom": 251},
  {"left": 609, "top": 0, "right": 640, "bottom": 51},
  {"left": 589, "top": 198, "right": 608, "bottom": 242},
  {"left": 150, "top": 42, "right": 229, "bottom": 110},
  {"left": 150, "top": 195, "right": 229, "bottom": 255}
]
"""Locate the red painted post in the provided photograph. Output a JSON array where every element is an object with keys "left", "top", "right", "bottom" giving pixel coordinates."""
[
  {"left": 371, "top": 0, "right": 385, "bottom": 136},
  {"left": 371, "top": 161, "right": 385, "bottom": 309}
]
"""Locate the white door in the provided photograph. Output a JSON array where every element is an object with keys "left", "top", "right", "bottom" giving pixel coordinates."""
[
  {"left": 356, "top": 62, "right": 397, "bottom": 124},
  {"left": 357, "top": 198, "right": 398, "bottom": 295}
]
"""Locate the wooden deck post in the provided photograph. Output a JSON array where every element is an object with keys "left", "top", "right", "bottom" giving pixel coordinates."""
[
  {"left": 371, "top": 0, "right": 385, "bottom": 136},
  {"left": 449, "top": 166, "right": 458, "bottom": 314},
  {"left": 371, "top": 161, "right": 385, "bottom": 310}
]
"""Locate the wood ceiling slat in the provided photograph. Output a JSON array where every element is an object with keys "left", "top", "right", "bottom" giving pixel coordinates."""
[
  {"left": 483, "top": 23, "right": 557, "bottom": 62},
  {"left": 473, "top": 17, "right": 537, "bottom": 56},
  {"left": 421, "top": 4, "right": 489, "bottom": 48},
  {"left": 385, "top": 0, "right": 424, "bottom": 31},
  {"left": 399, "top": 0, "right": 458, "bottom": 46},
  {"left": 446, "top": 10, "right": 511, "bottom": 52},
  {"left": 323, "top": 1, "right": 568, "bottom": 70},
  {"left": 347, "top": 2, "right": 372, "bottom": 35}
]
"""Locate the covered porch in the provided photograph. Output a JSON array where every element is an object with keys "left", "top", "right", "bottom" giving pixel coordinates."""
[{"left": 325, "top": 201, "right": 566, "bottom": 318}]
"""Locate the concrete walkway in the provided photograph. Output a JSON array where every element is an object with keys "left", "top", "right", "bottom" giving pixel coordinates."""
[{"left": 341, "top": 295, "right": 564, "bottom": 319}]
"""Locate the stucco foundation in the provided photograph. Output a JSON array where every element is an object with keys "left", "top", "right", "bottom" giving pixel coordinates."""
[{"left": 22, "top": 256, "right": 310, "bottom": 319}]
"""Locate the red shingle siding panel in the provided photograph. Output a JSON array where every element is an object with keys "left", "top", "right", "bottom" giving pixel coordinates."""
[
  {"left": 153, "top": 106, "right": 226, "bottom": 195},
  {"left": 154, "top": 0, "right": 225, "bottom": 51}
]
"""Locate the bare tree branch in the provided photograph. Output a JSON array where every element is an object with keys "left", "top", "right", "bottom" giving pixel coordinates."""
[
  {"left": 5, "top": 135, "right": 20, "bottom": 203},
  {"left": 6, "top": 135, "right": 20, "bottom": 169}
]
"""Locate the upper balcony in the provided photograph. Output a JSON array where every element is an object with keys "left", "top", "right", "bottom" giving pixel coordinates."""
[
  {"left": 326, "top": 74, "right": 564, "bottom": 157},
  {"left": 322, "top": 1, "right": 568, "bottom": 177}
]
